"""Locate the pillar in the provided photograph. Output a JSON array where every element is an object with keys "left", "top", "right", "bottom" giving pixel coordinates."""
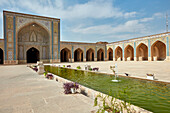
[
  {"left": 123, "top": 43, "right": 125, "bottom": 61},
  {"left": 113, "top": 45, "right": 115, "bottom": 61},
  {"left": 134, "top": 42, "right": 137, "bottom": 61},
  {"left": 166, "top": 37, "right": 170, "bottom": 60},
  {"left": 104, "top": 46, "right": 107, "bottom": 61},
  {"left": 148, "top": 39, "right": 151, "bottom": 61},
  {"left": 71, "top": 46, "right": 74, "bottom": 62},
  {"left": 94, "top": 47, "right": 97, "bottom": 61},
  {"left": 84, "top": 47, "right": 86, "bottom": 62}
]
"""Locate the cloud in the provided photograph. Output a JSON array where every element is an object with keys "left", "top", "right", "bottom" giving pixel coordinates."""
[
  {"left": 1, "top": 0, "right": 137, "bottom": 20},
  {"left": 72, "top": 19, "right": 146, "bottom": 35},
  {"left": 124, "top": 12, "right": 137, "bottom": 18},
  {"left": 140, "top": 17, "right": 154, "bottom": 22}
]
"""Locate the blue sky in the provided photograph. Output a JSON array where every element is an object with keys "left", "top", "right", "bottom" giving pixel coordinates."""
[{"left": 0, "top": 0, "right": 170, "bottom": 42}]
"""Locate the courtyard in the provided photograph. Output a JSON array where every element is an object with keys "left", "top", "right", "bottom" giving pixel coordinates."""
[{"left": 0, "top": 65, "right": 97, "bottom": 113}]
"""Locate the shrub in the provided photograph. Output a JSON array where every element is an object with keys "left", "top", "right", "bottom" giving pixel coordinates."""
[
  {"left": 46, "top": 73, "right": 54, "bottom": 80},
  {"left": 33, "top": 67, "right": 38, "bottom": 72},
  {"left": 76, "top": 66, "right": 81, "bottom": 69},
  {"left": 44, "top": 71, "right": 48, "bottom": 76},
  {"left": 67, "top": 65, "right": 71, "bottom": 68},
  {"left": 92, "top": 68, "right": 99, "bottom": 71},
  {"left": 63, "top": 65, "right": 65, "bottom": 67},
  {"left": 63, "top": 82, "right": 79, "bottom": 94},
  {"left": 88, "top": 67, "right": 92, "bottom": 71}
]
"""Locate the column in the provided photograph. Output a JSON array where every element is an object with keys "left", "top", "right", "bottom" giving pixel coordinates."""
[
  {"left": 94, "top": 47, "right": 97, "bottom": 61},
  {"left": 113, "top": 45, "right": 115, "bottom": 61},
  {"left": 123, "top": 43, "right": 125, "bottom": 61},
  {"left": 134, "top": 42, "right": 137, "bottom": 61},
  {"left": 148, "top": 39, "right": 151, "bottom": 61},
  {"left": 72, "top": 46, "right": 74, "bottom": 62},
  {"left": 104, "top": 46, "right": 107, "bottom": 61},
  {"left": 84, "top": 47, "right": 86, "bottom": 62},
  {"left": 166, "top": 37, "right": 170, "bottom": 60}
]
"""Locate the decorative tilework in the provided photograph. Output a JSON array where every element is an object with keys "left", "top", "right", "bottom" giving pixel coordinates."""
[
  {"left": 122, "top": 43, "right": 124, "bottom": 58},
  {"left": 72, "top": 46, "right": 74, "bottom": 59},
  {"left": 166, "top": 37, "right": 169, "bottom": 56},
  {"left": 51, "top": 21, "right": 53, "bottom": 59},
  {"left": 4, "top": 14, "right": 7, "bottom": 60},
  {"left": 113, "top": 45, "right": 115, "bottom": 58},
  {"left": 7, "top": 31, "right": 12, "bottom": 42},
  {"left": 58, "top": 22, "right": 60, "bottom": 59},
  {"left": 8, "top": 51, "right": 13, "bottom": 60},
  {"left": 84, "top": 47, "right": 86, "bottom": 58},
  {"left": 17, "top": 17, "right": 51, "bottom": 32},
  {"left": 95, "top": 47, "right": 97, "bottom": 58},
  {"left": 148, "top": 39, "right": 151, "bottom": 57},
  {"left": 13, "top": 16, "right": 16, "bottom": 60},
  {"left": 105, "top": 46, "right": 107, "bottom": 58},
  {"left": 134, "top": 42, "right": 136, "bottom": 57}
]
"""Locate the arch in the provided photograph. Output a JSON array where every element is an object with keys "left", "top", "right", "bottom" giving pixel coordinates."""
[
  {"left": 107, "top": 48, "right": 113, "bottom": 61},
  {"left": 136, "top": 43, "right": 148, "bottom": 61},
  {"left": 74, "top": 48, "right": 83, "bottom": 62},
  {"left": 115, "top": 46, "right": 123, "bottom": 61},
  {"left": 17, "top": 21, "right": 50, "bottom": 35},
  {"left": 60, "top": 48, "right": 71, "bottom": 62},
  {"left": 86, "top": 48, "right": 94, "bottom": 61},
  {"left": 97, "top": 48, "right": 104, "bottom": 61},
  {"left": 0, "top": 48, "right": 3, "bottom": 64},
  {"left": 151, "top": 41, "right": 166, "bottom": 61},
  {"left": 18, "top": 23, "right": 50, "bottom": 63},
  {"left": 26, "top": 47, "right": 39, "bottom": 63},
  {"left": 124, "top": 45, "right": 134, "bottom": 61}
]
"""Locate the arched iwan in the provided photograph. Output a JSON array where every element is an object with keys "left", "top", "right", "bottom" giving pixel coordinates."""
[
  {"left": 115, "top": 46, "right": 123, "bottom": 61},
  {"left": 151, "top": 41, "right": 166, "bottom": 61},
  {"left": 124, "top": 45, "right": 134, "bottom": 61},
  {"left": 97, "top": 48, "right": 104, "bottom": 61},
  {"left": 27, "top": 47, "right": 40, "bottom": 63},
  {"left": 107, "top": 48, "right": 113, "bottom": 61},
  {"left": 60, "top": 48, "right": 71, "bottom": 62},
  {"left": 136, "top": 43, "right": 148, "bottom": 61},
  {"left": 74, "top": 48, "right": 83, "bottom": 62},
  {"left": 86, "top": 48, "right": 94, "bottom": 61}
]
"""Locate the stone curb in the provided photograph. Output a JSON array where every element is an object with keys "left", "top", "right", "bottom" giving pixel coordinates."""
[{"left": 48, "top": 72, "right": 152, "bottom": 113}]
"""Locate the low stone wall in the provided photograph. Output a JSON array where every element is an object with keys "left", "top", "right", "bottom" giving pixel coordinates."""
[{"left": 50, "top": 72, "right": 152, "bottom": 113}]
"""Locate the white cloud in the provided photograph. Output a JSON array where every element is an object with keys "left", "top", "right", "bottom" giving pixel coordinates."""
[
  {"left": 1, "top": 0, "right": 136, "bottom": 20},
  {"left": 72, "top": 19, "right": 147, "bottom": 35},
  {"left": 140, "top": 17, "right": 154, "bottom": 22},
  {"left": 124, "top": 12, "right": 137, "bottom": 18}
]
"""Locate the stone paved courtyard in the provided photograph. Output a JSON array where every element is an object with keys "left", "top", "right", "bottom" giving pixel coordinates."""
[
  {"left": 54, "top": 61, "right": 170, "bottom": 83},
  {"left": 0, "top": 61, "right": 169, "bottom": 113},
  {"left": 0, "top": 65, "right": 97, "bottom": 113}
]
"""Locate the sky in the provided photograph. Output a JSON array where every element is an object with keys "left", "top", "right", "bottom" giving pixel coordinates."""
[{"left": 0, "top": 0, "right": 170, "bottom": 43}]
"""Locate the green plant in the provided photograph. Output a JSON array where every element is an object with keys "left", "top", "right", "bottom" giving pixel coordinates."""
[
  {"left": 76, "top": 66, "right": 81, "bottom": 69},
  {"left": 88, "top": 67, "right": 92, "bottom": 71},
  {"left": 44, "top": 71, "right": 48, "bottom": 76},
  {"left": 110, "top": 66, "right": 115, "bottom": 75},
  {"left": 94, "top": 94, "right": 121, "bottom": 113},
  {"left": 94, "top": 87, "right": 134, "bottom": 113},
  {"left": 63, "top": 65, "right": 65, "bottom": 67}
]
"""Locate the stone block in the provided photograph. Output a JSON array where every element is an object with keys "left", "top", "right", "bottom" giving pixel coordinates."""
[{"left": 37, "top": 65, "right": 44, "bottom": 75}]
